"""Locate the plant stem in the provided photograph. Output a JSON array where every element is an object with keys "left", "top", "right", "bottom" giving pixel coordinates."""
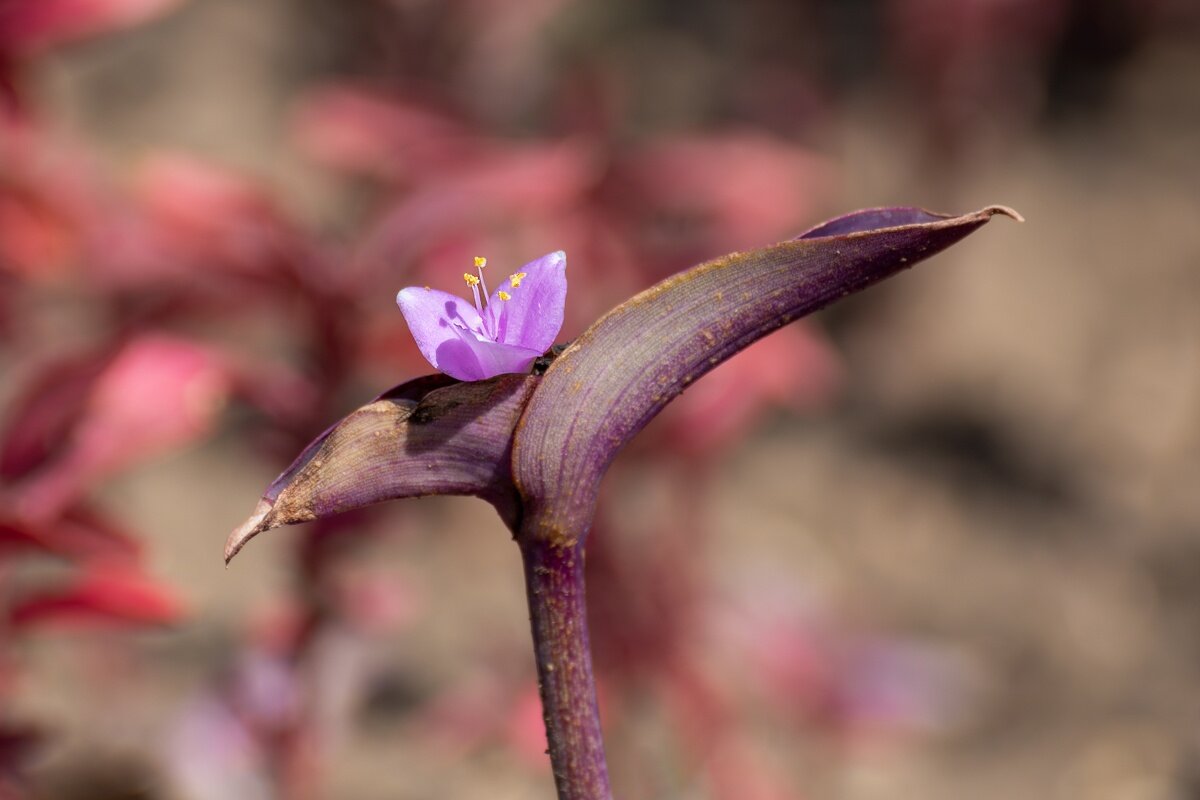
[{"left": 519, "top": 537, "right": 612, "bottom": 800}]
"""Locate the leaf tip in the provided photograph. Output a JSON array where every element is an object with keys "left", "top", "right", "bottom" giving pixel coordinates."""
[
  {"left": 982, "top": 205, "right": 1024, "bottom": 223},
  {"left": 224, "top": 498, "right": 273, "bottom": 564}
]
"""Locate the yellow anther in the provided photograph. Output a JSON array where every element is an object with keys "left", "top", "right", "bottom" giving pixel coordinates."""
[
  {"left": 509, "top": 272, "right": 527, "bottom": 288},
  {"left": 463, "top": 273, "right": 480, "bottom": 286},
  {"left": 498, "top": 290, "right": 512, "bottom": 301},
  {"left": 474, "top": 256, "right": 487, "bottom": 269}
]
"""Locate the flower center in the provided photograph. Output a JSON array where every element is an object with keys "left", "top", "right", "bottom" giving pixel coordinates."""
[{"left": 461, "top": 256, "right": 526, "bottom": 341}]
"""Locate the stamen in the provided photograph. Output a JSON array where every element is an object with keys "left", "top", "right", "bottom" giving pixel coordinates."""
[
  {"left": 509, "top": 272, "right": 527, "bottom": 288},
  {"left": 498, "top": 290, "right": 511, "bottom": 301},
  {"left": 474, "top": 256, "right": 489, "bottom": 303},
  {"left": 463, "top": 273, "right": 482, "bottom": 311}
]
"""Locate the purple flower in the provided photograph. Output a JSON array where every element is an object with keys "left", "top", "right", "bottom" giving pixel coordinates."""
[{"left": 396, "top": 251, "right": 567, "bottom": 381}]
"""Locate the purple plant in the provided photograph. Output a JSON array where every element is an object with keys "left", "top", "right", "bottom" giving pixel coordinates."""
[{"left": 226, "top": 205, "right": 1019, "bottom": 799}]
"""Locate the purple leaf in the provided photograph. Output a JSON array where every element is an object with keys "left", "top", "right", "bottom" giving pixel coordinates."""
[
  {"left": 224, "top": 373, "right": 539, "bottom": 562},
  {"left": 396, "top": 251, "right": 567, "bottom": 381},
  {"left": 794, "top": 206, "right": 955, "bottom": 239},
  {"left": 511, "top": 205, "right": 1021, "bottom": 546}
]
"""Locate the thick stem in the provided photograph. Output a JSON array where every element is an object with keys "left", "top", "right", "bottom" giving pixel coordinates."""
[{"left": 519, "top": 537, "right": 612, "bottom": 800}]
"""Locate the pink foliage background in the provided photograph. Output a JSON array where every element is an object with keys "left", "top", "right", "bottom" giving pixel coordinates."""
[{"left": 1, "top": 1, "right": 1199, "bottom": 798}]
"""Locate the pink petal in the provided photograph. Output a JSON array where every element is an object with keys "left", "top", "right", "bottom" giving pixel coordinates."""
[
  {"left": 483, "top": 250, "right": 566, "bottom": 352},
  {"left": 439, "top": 324, "right": 542, "bottom": 381},
  {"left": 396, "top": 286, "right": 485, "bottom": 376}
]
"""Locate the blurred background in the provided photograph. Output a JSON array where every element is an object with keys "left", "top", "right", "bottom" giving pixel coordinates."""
[{"left": 2, "top": 0, "right": 1199, "bottom": 798}]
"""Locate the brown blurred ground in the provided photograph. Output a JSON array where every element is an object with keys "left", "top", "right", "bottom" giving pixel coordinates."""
[{"left": 11, "top": 1, "right": 1200, "bottom": 798}]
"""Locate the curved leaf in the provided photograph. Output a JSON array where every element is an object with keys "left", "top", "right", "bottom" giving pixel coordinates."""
[
  {"left": 225, "top": 373, "right": 539, "bottom": 562},
  {"left": 512, "top": 205, "right": 1020, "bottom": 546}
]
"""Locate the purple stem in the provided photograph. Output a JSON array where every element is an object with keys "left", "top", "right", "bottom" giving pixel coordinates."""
[{"left": 519, "top": 536, "right": 612, "bottom": 800}]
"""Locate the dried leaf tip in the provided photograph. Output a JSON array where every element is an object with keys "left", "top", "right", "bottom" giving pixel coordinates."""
[
  {"left": 224, "top": 498, "right": 273, "bottom": 564},
  {"left": 981, "top": 205, "right": 1024, "bottom": 222}
]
